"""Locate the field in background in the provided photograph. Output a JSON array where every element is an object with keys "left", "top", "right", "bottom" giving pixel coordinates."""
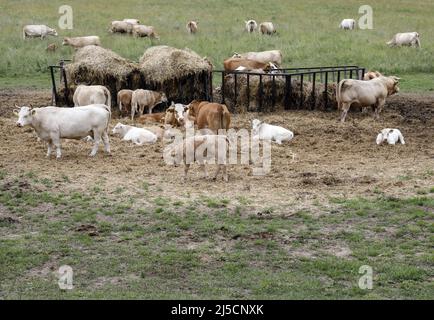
[{"left": 0, "top": 0, "right": 433, "bottom": 91}]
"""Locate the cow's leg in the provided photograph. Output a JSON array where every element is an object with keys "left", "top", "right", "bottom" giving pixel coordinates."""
[
  {"left": 200, "top": 163, "right": 208, "bottom": 179},
  {"left": 340, "top": 102, "right": 351, "bottom": 122},
  {"left": 46, "top": 140, "right": 53, "bottom": 157},
  {"left": 102, "top": 130, "right": 111, "bottom": 154},
  {"left": 90, "top": 129, "right": 101, "bottom": 157},
  {"left": 183, "top": 164, "right": 190, "bottom": 181},
  {"left": 148, "top": 105, "right": 153, "bottom": 114},
  {"left": 51, "top": 135, "right": 62, "bottom": 159},
  {"left": 138, "top": 104, "right": 145, "bottom": 117},
  {"left": 222, "top": 165, "right": 228, "bottom": 182},
  {"left": 374, "top": 99, "right": 386, "bottom": 120},
  {"left": 213, "top": 165, "right": 222, "bottom": 181}
]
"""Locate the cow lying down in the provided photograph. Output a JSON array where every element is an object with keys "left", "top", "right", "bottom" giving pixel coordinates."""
[
  {"left": 15, "top": 105, "right": 111, "bottom": 158},
  {"left": 112, "top": 123, "right": 157, "bottom": 145},
  {"left": 252, "top": 119, "right": 294, "bottom": 144},
  {"left": 166, "top": 135, "right": 230, "bottom": 182},
  {"left": 376, "top": 128, "right": 405, "bottom": 145}
]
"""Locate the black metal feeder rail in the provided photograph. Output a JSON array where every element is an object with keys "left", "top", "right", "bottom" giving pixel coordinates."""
[
  {"left": 212, "top": 65, "right": 366, "bottom": 112},
  {"left": 48, "top": 59, "right": 72, "bottom": 106}
]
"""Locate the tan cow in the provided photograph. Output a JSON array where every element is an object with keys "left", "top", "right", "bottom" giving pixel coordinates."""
[
  {"left": 117, "top": 89, "right": 133, "bottom": 116},
  {"left": 132, "top": 25, "right": 159, "bottom": 39},
  {"left": 337, "top": 76, "right": 400, "bottom": 122},
  {"left": 232, "top": 50, "right": 282, "bottom": 66},
  {"left": 259, "top": 22, "right": 276, "bottom": 35},
  {"left": 186, "top": 21, "right": 198, "bottom": 34},
  {"left": 131, "top": 89, "right": 168, "bottom": 120},
  {"left": 73, "top": 85, "right": 111, "bottom": 108},
  {"left": 166, "top": 135, "right": 230, "bottom": 182},
  {"left": 62, "top": 36, "right": 101, "bottom": 48},
  {"left": 187, "top": 100, "right": 231, "bottom": 132},
  {"left": 363, "top": 70, "right": 383, "bottom": 81},
  {"left": 110, "top": 21, "right": 134, "bottom": 33},
  {"left": 387, "top": 32, "right": 421, "bottom": 48},
  {"left": 137, "top": 112, "right": 166, "bottom": 124},
  {"left": 223, "top": 57, "right": 275, "bottom": 72}
]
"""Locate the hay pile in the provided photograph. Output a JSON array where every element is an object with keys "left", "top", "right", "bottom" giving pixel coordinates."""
[
  {"left": 221, "top": 72, "right": 337, "bottom": 112},
  {"left": 63, "top": 45, "right": 141, "bottom": 106},
  {"left": 61, "top": 45, "right": 211, "bottom": 107},
  {"left": 139, "top": 46, "right": 212, "bottom": 103}
]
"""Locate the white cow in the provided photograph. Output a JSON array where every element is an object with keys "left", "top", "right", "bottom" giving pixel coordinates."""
[
  {"left": 339, "top": 19, "right": 356, "bottom": 30},
  {"left": 387, "top": 32, "right": 421, "bottom": 48},
  {"left": 15, "top": 105, "right": 111, "bottom": 158},
  {"left": 23, "top": 25, "right": 58, "bottom": 39},
  {"left": 123, "top": 19, "right": 140, "bottom": 25},
  {"left": 233, "top": 50, "right": 282, "bottom": 66},
  {"left": 252, "top": 119, "right": 294, "bottom": 144},
  {"left": 73, "top": 85, "right": 111, "bottom": 107},
  {"left": 245, "top": 20, "right": 258, "bottom": 33},
  {"left": 112, "top": 123, "right": 157, "bottom": 145},
  {"left": 376, "top": 129, "right": 405, "bottom": 145}
]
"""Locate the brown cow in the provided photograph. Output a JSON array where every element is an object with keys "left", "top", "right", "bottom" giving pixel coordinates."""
[
  {"left": 186, "top": 21, "right": 198, "bottom": 34},
  {"left": 223, "top": 57, "right": 275, "bottom": 72},
  {"left": 117, "top": 89, "right": 133, "bottom": 116},
  {"left": 137, "top": 112, "right": 166, "bottom": 124},
  {"left": 131, "top": 89, "right": 168, "bottom": 120},
  {"left": 187, "top": 100, "right": 231, "bottom": 132}
]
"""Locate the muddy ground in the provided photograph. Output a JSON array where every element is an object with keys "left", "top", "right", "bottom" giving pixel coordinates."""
[{"left": 0, "top": 88, "right": 433, "bottom": 211}]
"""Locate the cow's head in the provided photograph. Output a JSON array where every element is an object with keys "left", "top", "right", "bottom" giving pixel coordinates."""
[
  {"left": 15, "top": 105, "right": 35, "bottom": 127},
  {"left": 62, "top": 37, "right": 70, "bottom": 45},
  {"left": 111, "top": 122, "right": 125, "bottom": 135},
  {"left": 386, "top": 76, "right": 400, "bottom": 95},
  {"left": 187, "top": 100, "right": 205, "bottom": 120},
  {"left": 51, "top": 28, "right": 58, "bottom": 36},
  {"left": 232, "top": 52, "right": 242, "bottom": 59},
  {"left": 160, "top": 92, "right": 168, "bottom": 103},
  {"left": 251, "top": 119, "right": 262, "bottom": 133}
]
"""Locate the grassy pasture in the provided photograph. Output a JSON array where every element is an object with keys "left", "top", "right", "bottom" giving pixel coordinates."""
[{"left": 0, "top": 0, "right": 433, "bottom": 91}]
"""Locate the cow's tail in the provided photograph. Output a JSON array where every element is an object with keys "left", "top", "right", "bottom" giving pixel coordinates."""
[
  {"left": 336, "top": 79, "right": 347, "bottom": 110},
  {"left": 104, "top": 88, "right": 111, "bottom": 108}
]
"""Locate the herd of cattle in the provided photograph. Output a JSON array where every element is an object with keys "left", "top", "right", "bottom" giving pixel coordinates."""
[{"left": 16, "top": 16, "right": 416, "bottom": 179}]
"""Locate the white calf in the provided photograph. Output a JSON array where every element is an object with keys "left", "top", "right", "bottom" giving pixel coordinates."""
[
  {"left": 376, "top": 129, "right": 405, "bottom": 145},
  {"left": 112, "top": 123, "right": 157, "bottom": 145},
  {"left": 252, "top": 119, "right": 294, "bottom": 144}
]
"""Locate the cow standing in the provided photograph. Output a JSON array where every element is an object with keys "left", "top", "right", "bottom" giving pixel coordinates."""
[
  {"left": 23, "top": 25, "right": 58, "bottom": 39},
  {"left": 336, "top": 76, "right": 400, "bottom": 122},
  {"left": 339, "top": 19, "right": 356, "bottom": 30},
  {"left": 245, "top": 20, "right": 258, "bottom": 33},
  {"left": 15, "top": 105, "right": 111, "bottom": 158},
  {"left": 187, "top": 100, "right": 231, "bottom": 132},
  {"left": 73, "top": 85, "right": 111, "bottom": 108},
  {"left": 387, "top": 32, "right": 421, "bottom": 48},
  {"left": 117, "top": 89, "right": 133, "bottom": 116},
  {"left": 131, "top": 89, "right": 168, "bottom": 120},
  {"left": 259, "top": 22, "right": 276, "bottom": 35},
  {"left": 186, "top": 21, "right": 198, "bottom": 34}
]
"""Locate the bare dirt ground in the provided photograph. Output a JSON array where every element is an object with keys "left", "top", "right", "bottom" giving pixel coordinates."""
[{"left": 0, "top": 88, "right": 433, "bottom": 211}]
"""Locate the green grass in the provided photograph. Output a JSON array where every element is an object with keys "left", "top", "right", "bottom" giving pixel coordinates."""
[
  {"left": 0, "top": 0, "right": 433, "bottom": 91},
  {"left": 0, "top": 178, "right": 433, "bottom": 299}
]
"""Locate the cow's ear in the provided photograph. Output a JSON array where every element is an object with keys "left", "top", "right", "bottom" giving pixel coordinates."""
[
  {"left": 31, "top": 109, "right": 36, "bottom": 115},
  {"left": 184, "top": 106, "right": 189, "bottom": 112},
  {"left": 29, "top": 103, "right": 33, "bottom": 109}
]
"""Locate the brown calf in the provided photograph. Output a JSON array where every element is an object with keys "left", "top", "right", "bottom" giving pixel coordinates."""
[
  {"left": 188, "top": 100, "right": 231, "bottom": 132},
  {"left": 136, "top": 112, "right": 166, "bottom": 124},
  {"left": 223, "top": 57, "right": 272, "bottom": 72},
  {"left": 117, "top": 89, "right": 133, "bottom": 116}
]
